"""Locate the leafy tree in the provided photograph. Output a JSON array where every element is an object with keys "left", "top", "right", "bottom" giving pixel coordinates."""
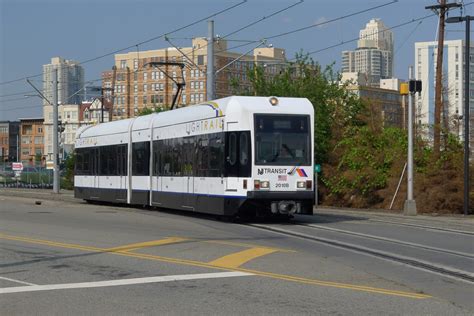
[
  {"left": 137, "top": 106, "right": 167, "bottom": 116},
  {"left": 61, "top": 152, "right": 75, "bottom": 190}
]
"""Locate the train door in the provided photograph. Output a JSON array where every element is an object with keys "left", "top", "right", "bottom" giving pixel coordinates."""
[
  {"left": 92, "top": 147, "right": 99, "bottom": 190},
  {"left": 117, "top": 144, "right": 127, "bottom": 201},
  {"left": 225, "top": 122, "right": 239, "bottom": 191},
  {"left": 183, "top": 136, "right": 195, "bottom": 208}
]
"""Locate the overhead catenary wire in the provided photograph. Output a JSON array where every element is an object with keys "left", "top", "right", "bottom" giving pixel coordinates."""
[
  {"left": 214, "top": 0, "right": 399, "bottom": 55},
  {"left": 0, "top": 0, "right": 247, "bottom": 86},
  {"left": 180, "top": 0, "right": 305, "bottom": 63}
]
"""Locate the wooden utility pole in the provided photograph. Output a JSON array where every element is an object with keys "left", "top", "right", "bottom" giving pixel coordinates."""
[{"left": 425, "top": 1, "right": 461, "bottom": 157}]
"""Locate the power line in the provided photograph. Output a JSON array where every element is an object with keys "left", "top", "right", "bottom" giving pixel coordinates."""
[
  {"left": 0, "top": 90, "right": 37, "bottom": 98},
  {"left": 267, "top": 0, "right": 398, "bottom": 40},
  {"left": 214, "top": 0, "right": 398, "bottom": 55},
  {"left": 0, "top": 1, "right": 247, "bottom": 86},
  {"left": 395, "top": 20, "right": 423, "bottom": 54},
  {"left": 285, "top": 1, "right": 472, "bottom": 60},
  {"left": 222, "top": 0, "right": 304, "bottom": 38},
  {"left": 182, "top": 0, "right": 304, "bottom": 63},
  {"left": 293, "top": 13, "right": 440, "bottom": 58}
]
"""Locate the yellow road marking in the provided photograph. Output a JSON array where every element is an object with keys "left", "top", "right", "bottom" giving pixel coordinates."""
[
  {"left": 0, "top": 233, "right": 431, "bottom": 299},
  {"left": 203, "top": 240, "right": 295, "bottom": 253},
  {"left": 209, "top": 247, "right": 278, "bottom": 268},
  {"left": 106, "top": 237, "right": 188, "bottom": 252}
]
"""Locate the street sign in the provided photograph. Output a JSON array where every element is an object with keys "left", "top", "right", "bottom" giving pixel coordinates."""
[
  {"left": 12, "top": 162, "right": 23, "bottom": 171},
  {"left": 46, "top": 161, "right": 54, "bottom": 170},
  {"left": 314, "top": 164, "right": 321, "bottom": 173},
  {"left": 14, "top": 171, "right": 21, "bottom": 178}
]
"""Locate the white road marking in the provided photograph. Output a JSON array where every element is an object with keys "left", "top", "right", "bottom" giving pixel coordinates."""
[
  {"left": 0, "top": 271, "right": 253, "bottom": 294},
  {"left": 0, "top": 276, "right": 37, "bottom": 286}
]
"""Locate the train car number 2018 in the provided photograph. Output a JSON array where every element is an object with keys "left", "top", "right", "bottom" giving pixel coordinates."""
[{"left": 275, "top": 183, "right": 289, "bottom": 188}]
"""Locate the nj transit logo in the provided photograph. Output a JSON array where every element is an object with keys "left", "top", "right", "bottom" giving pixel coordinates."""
[{"left": 287, "top": 167, "right": 308, "bottom": 177}]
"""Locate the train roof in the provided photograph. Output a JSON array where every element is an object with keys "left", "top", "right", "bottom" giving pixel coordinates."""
[{"left": 76, "top": 96, "right": 313, "bottom": 139}]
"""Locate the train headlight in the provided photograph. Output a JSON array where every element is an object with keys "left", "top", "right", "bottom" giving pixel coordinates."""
[
  {"left": 297, "top": 181, "right": 306, "bottom": 189},
  {"left": 260, "top": 180, "right": 270, "bottom": 189},
  {"left": 269, "top": 96, "right": 279, "bottom": 106}
]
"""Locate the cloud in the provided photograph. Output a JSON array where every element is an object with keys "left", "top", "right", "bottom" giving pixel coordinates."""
[{"left": 314, "top": 16, "right": 329, "bottom": 29}]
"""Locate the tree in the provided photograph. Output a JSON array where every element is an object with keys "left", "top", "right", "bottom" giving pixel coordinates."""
[{"left": 137, "top": 106, "right": 167, "bottom": 116}]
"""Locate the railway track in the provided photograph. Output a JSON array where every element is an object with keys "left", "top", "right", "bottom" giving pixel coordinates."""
[
  {"left": 311, "top": 214, "right": 474, "bottom": 236},
  {"left": 245, "top": 222, "right": 474, "bottom": 284}
]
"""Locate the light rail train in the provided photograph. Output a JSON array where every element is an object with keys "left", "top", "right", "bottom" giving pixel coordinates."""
[{"left": 74, "top": 96, "right": 314, "bottom": 216}]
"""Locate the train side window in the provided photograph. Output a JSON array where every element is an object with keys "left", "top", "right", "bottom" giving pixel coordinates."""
[
  {"left": 75, "top": 149, "right": 83, "bottom": 175},
  {"left": 83, "top": 150, "right": 90, "bottom": 174},
  {"left": 100, "top": 146, "right": 108, "bottom": 175},
  {"left": 108, "top": 146, "right": 117, "bottom": 175},
  {"left": 209, "top": 134, "right": 223, "bottom": 177},
  {"left": 132, "top": 142, "right": 150, "bottom": 176},
  {"left": 228, "top": 133, "right": 237, "bottom": 166},
  {"left": 239, "top": 133, "right": 248, "bottom": 165},
  {"left": 152, "top": 141, "right": 160, "bottom": 176}
]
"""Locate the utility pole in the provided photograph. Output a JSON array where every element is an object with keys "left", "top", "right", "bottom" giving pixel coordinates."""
[
  {"left": 52, "top": 68, "right": 59, "bottom": 193},
  {"left": 26, "top": 71, "right": 59, "bottom": 194},
  {"left": 207, "top": 20, "right": 215, "bottom": 101},
  {"left": 446, "top": 15, "right": 474, "bottom": 215},
  {"left": 425, "top": 1, "right": 462, "bottom": 157},
  {"left": 404, "top": 67, "right": 417, "bottom": 215}
]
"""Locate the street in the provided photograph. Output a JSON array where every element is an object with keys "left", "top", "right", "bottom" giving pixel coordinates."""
[{"left": 0, "top": 192, "right": 473, "bottom": 315}]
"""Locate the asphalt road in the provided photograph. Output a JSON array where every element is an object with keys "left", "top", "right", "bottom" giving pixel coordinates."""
[{"left": 0, "top": 193, "right": 473, "bottom": 315}]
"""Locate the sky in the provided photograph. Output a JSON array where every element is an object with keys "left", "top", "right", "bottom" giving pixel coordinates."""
[{"left": 1, "top": 0, "right": 472, "bottom": 120}]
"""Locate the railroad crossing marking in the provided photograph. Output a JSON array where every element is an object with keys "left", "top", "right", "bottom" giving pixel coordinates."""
[
  {"left": 209, "top": 247, "right": 278, "bottom": 268},
  {"left": 106, "top": 237, "right": 189, "bottom": 252},
  {"left": 0, "top": 233, "right": 431, "bottom": 299},
  {"left": 0, "top": 272, "right": 253, "bottom": 294}
]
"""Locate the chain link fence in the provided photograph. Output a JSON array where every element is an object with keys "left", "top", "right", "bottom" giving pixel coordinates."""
[{"left": 0, "top": 162, "right": 54, "bottom": 189}]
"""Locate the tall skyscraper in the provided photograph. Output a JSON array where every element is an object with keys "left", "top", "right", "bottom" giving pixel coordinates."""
[
  {"left": 414, "top": 39, "right": 474, "bottom": 143},
  {"left": 43, "top": 57, "right": 84, "bottom": 158},
  {"left": 43, "top": 57, "right": 84, "bottom": 106},
  {"left": 341, "top": 18, "right": 394, "bottom": 86}
]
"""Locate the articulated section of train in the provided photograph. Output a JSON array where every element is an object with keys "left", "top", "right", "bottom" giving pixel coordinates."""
[{"left": 74, "top": 96, "right": 315, "bottom": 216}]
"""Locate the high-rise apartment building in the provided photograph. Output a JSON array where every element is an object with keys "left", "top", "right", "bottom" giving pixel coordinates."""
[
  {"left": 341, "top": 18, "right": 394, "bottom": 86},
  {"left": 102, "top": 38, "right": 286, "bottom": 120},
  {"left": 414, "top": 39, "right": 474, "bottom": 145},
  {"left": 43, "top": 57, "right": 84, "bottom": 159}
]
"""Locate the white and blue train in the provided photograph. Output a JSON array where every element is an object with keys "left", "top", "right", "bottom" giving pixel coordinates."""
[{"left": 74, "top": 96, "right": 315, "bottom": 216}]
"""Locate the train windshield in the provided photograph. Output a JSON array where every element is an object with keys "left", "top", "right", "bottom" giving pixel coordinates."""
[{"left": 254, "top": 114, "right": 311, "bottom": 166}]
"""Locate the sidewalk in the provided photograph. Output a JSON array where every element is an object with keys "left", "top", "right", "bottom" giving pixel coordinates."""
[{"left": 0, "top": 188, "right": 76, "bottom": 203}]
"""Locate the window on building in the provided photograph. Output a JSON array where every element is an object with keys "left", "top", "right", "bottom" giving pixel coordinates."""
[
  {"left": 120, "top": 60, "right": 127, "bottom": 69},
  {"left": 197, "top": 55, "right": 204, "bottom": 65},
  {"left": 133, "top": 59, "right": 138, "bottom": 70},
  {"left": 143, "top": 84, "right": 148, "bottom": 92},
  {"left": 143, "top": 72, "right": 148, "bottom": 81},
  {"left": 134, "top": 84, "right": 138, "bottom": 93},
  {"left": 38, "top": 127, "right": 43, "bottom": 133},
  {"left": 143, "top": 96, "right": 147, "bottom": 104}
]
